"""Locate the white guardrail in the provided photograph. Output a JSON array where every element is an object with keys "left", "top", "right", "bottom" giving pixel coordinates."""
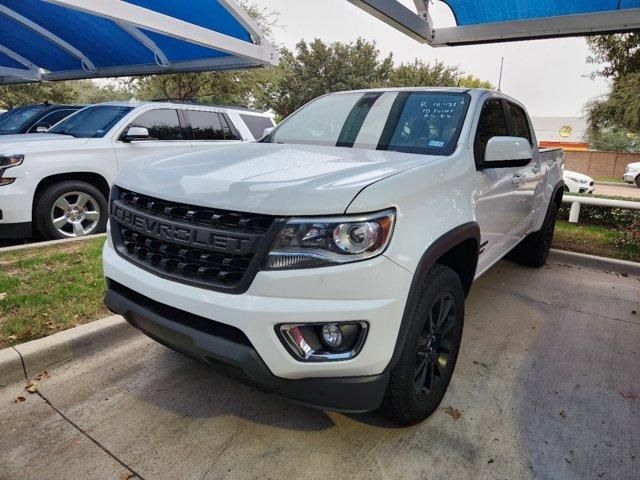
[{"left": 563, "top": 195, "right": 640, "bottom": 223}]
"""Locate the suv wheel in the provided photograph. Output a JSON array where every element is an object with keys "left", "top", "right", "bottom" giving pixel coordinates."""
[
  {"left": 34, "top": 181, "right": 107, "bottom": 240},
  {"left": 380, "top": 264, "right": 465, "bottom": 425},
  {"left": 636, "top": 175, "right": 640, "bottom": 189}
]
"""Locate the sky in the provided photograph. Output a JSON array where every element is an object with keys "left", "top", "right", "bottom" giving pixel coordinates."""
[{"left": 260, "top": 0, "right": 610, "bottom": 118}]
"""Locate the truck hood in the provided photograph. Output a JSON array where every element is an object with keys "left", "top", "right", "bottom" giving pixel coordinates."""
[
  {"left": 116, "top": 143, "right": 439, "bottom": 215},
  {"left": 0, "top": 134, "right": 89, "bottom": 154}
]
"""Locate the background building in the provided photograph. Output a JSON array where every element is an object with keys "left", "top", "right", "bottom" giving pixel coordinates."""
[{"left": 531, "top": 117, "right": 588, "bottom": 151}]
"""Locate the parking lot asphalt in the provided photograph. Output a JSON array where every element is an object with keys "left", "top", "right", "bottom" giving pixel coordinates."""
[
  {"left": 2, "top": 256, "right": 639, "bottom": 480},
  {"left": 594, "top": 183, "right": 640, "bottom": 199}
]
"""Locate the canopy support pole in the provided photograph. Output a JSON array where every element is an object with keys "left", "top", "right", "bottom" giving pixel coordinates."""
[
  {"left": 0, "top": 44, "right": 42, "bottom": 77},
  {"left": 0, "top": 4, "right": 97, "bottom": 72},
  {"left": 115, "top": 21, "right": 171, "bottom": 68},
  {"left": 45, "top": 0, "right": 278, "bottom": 66},
  {"left": 0, "top": 66, "right": 41, "bottom": 81}
]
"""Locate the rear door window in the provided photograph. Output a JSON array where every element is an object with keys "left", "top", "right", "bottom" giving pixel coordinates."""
[
  {"left": 239, "top": 114, "right": 275, "bottom": 140},
  {"left": 474, "top": 99, "right": 509, "bottom": 163},
  {"left": 128, "top": 109, "right": 184, "bottom": 140},
  {"left": 187, "top": 110, "right": 225, "bottom": 140}
]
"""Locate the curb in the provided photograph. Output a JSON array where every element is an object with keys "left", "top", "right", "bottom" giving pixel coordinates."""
[
  {"left": 549, "top": 249, "right": 640, "bottom": 276},
  {"left": 0, "top": 233, "right": 106, "bottom": 254},
  {"left": 0, "top": 315, "right": 136, "bottom": 386}
]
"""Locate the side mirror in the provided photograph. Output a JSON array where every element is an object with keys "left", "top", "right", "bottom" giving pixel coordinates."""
[
  {"left": 31, "top": 123, "right": 50, "bottom": 133},
  {"left": 484, "top": 136, "right": 532, "bottom": 164},
  {"left": 123, "top": 126, "right": 150, "bottom": 142},
  {"left": 263, "top": 126, "right": 274, "bottom": 137}
]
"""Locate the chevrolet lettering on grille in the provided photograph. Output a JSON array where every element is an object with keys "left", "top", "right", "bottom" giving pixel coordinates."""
[{"left": 111, "top": 201, "right": 256, "bottom": 256}]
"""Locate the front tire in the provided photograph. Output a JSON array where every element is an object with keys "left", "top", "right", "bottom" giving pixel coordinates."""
[
  {"left": 636, "top": 176, "right": 640, "bottom": 189},
  {"left": 380, "top": 264, "right": 465, "bottom": 425},
  {"left": 34, "top": 181, "right": 107, "bottom": 240}
]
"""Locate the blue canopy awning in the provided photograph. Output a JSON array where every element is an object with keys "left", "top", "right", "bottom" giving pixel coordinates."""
[
  {"left": 0, "top": 0, "right": 277, "bottom": 84},
  {"left": 349, "top": 0, "right": 640, "bottom": 46},
  {"left": 444, "top": 0, "right": 640, "bottom": 26}
]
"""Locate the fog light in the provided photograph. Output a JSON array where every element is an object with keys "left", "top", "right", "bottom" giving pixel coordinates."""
[
  {"left": 277, "top": 321, "right": 369, "bottom": 362},
  {"left": 321, "top": 323, "right": 342, "bottom": 349}
]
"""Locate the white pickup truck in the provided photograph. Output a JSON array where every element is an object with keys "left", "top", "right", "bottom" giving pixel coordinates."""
[
  {"left": 103, "top": 88, "right": 564, "bottom": 425},
  {"left": 0, "top": 101, "right": 274, "bottom": 239}
]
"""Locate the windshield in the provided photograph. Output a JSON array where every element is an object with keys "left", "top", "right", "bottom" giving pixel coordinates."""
[
  {"left": 49, "top": 105, "right": 134, "bottom": 138},
  {"left": 0, "top": 105, "right": 47, "bottom": 134},
  {"left": 270, "top": 91, "right": 470, "bottom": 156}
]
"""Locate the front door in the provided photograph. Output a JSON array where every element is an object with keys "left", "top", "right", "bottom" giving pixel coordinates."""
[
  {"left": 474, "top": 97, "right": 534, "bottom": 272},
  {"left": 114, "top": 108, "right": 192, "bottom": 170}
]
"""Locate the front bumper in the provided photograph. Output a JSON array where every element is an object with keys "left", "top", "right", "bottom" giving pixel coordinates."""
[
  {"left": 0, "top": 179, "right": 34, "bottom": 237},
  {"left": 623, "top": 172, "right": 638, "bottom": 183},
  {"left": 104, "top": 279, "right": 389, "bottom": 412},
  {"left": 103, "top": 240, "right": 413, "bottom": 410}
]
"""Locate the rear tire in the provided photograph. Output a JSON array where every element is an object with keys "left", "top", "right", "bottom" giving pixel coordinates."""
[
  {"left": 510, "top": 201, "right": 558, "bottom": 268},
  {"left": 34, "top": 181, "right": 107, "bottom": 240},
  {"left": 380, "top": 264, "right": 465, "bottom": 425},
  {"left": 635, "top": 176, "right": 640, "bottom": 188}
]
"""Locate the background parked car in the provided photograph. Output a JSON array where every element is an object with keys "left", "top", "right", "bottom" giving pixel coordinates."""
[
  {"left": 623, "top": 162, "right": 640, "bottom": 188},
  {"left": 0, "top": 103, "right": 84, "bottom": 135},
  {"left": 0, "top": 101, "right": 275, "bottom": 240},
  {"left": 563, "top": 170, "right": 594, "bottom": 194}
]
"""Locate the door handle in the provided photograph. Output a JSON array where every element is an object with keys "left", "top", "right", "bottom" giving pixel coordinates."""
[{"left": 511, "top": 174, "right": 523, "bottom": 185}]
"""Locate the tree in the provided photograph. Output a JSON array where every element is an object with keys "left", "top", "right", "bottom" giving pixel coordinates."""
[
  {"left": 389, "top": 59, "right": 460, "bottom": 87},
  {"left": 0, "top": 80, "right": 129, "bottom": 110},
  {"left": 262, "top": 38, "right": 394, "bottom": 118},
  {"left": 457, "top": 75, "right": 494, "bottom": 89},
  {"left": 586, "top": 127, "right": 640, "bottom": 153},
  {"left": 586, "top": 34, "right": 640, "bottom": 135}
]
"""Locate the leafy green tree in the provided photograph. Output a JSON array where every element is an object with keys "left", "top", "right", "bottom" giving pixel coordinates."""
[
  {"left": 457, "top": 75, "right": 494, "bottom": 89},
  {"left": 389, "top": 59, "right": 460, "bottom": 87},
  {"left": 586, "top": 34, "right": 640, "bottom": 134},
  {"left": 586, "top": 127, "right": 640, "bottom": 153},
  {"left": 0, "top": 80, "right": 128, "bottom": 110},
  {"left": 262, "top": 38, "right": 394, "bottom": 118}
]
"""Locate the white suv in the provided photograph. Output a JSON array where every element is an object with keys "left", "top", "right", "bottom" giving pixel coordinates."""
[{"left": 0, "top": 101, "right": 274, "bottom": 239}]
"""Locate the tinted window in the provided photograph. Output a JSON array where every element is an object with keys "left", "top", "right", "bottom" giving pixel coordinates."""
[
  {"left": 220, "top": 114, "right": 240, "bottom": 140},
  {"left": 49, "top": 105, "right": 134, "bottom": 138},
  {"left": 240, "top": 114, "right": 274, "bottom": 140},
  {"left": 0, "top": 105, "right": 47, "bottom": 133},
  {"left": 129, "top": 109, "right": 184, "bottom": 140},
  {"left": 188, "top": 111, "right": 224, "bottom": 140},
  {"left": 474, "top": 99, "right": 508, "bottom": 163},
  {"left": 507, "top": 102, "right": 532, "bottom": 144},
  {"left": 30, "top": 109, "right": 79, "bottom": 131}
]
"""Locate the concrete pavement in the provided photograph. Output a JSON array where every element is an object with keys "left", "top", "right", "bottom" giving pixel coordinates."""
[{"left": 2, "top": 255, "right": 639, "bottom": 480}]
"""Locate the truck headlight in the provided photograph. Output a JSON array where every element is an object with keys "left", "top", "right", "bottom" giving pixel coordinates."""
[
  {"left": 0, "top": 154, "right": 24, "bottom": 169},
  {"left": 265, "top": 209, "right": 395, "bottom": 270}
]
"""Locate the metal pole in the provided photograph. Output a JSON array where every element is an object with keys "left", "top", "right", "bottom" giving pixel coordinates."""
[{"left": 498, "top": 57, "right": 504, "bottom": 91}]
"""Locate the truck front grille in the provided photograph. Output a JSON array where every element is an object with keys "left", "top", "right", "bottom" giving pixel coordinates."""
[{"left": 109, "top": 187, "right": 282, "bottom": 293}]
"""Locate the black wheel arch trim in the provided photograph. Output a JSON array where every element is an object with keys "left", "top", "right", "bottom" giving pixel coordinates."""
[{"left": 384, "top": 221, "right": 480, "bottom": 373}]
